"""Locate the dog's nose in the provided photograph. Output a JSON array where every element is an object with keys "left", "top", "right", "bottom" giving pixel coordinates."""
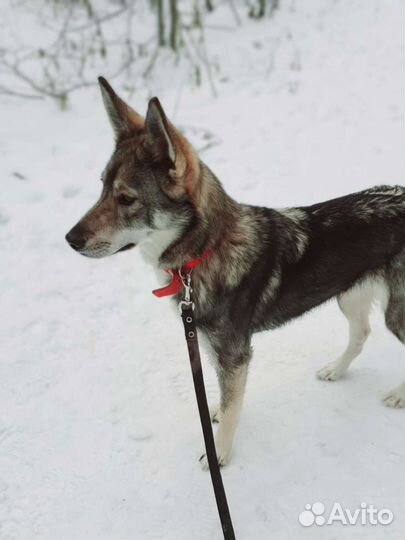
[{"left": 65, "top": 228, "right": 86, "bottom": 251}]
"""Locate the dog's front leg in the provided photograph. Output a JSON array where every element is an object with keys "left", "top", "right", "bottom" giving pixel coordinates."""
[{"left": 200, "top": 357, "right": 250, "bottom": 470}]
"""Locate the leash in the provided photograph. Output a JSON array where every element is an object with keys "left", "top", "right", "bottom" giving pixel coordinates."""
[
  {"left": 179, "top": 272, "right": 236, "bottom": 540},
  {"left": 153, "top": 258, "right": 236, "bottom": 540}
]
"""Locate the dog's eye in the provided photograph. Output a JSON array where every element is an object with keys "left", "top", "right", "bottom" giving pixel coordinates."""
[{"left": 117, "top": 194, "right": 137, "bottom": 206}]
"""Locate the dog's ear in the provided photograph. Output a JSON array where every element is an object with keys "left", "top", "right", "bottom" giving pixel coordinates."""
[
  {"left": 144, "top": 98, "right": 176, "bottom": 166},
  {"left": 144, "top": 98, "right": 200, "bottom": 199},
  {"left": 98, "top": 76, "right": 144, "bottom": 138}
]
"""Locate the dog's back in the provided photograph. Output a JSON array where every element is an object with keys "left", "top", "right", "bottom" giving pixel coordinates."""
[{"left": 262, "top": 185, "right": 405, "bottom": 328}]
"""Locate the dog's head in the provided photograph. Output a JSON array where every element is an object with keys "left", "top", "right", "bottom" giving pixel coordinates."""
[{"left": 65, "top": 77, "right": 201, "bottom": 259}]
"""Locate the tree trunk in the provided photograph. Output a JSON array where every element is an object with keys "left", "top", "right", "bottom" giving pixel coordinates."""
[
  {"left": 157, "top": 0, "right": 165, "bottom": 47},
  {"left": 170, "top": 0, "right": 179, "bottom": 52},
  {"left": 250, "top": 0, "right": 266, "bottom": 18},
  {"left": 257, "top": 0, "right": 266, "bottom": 18},
  {"left": 205, "top": 0, "right": 214, "bottom": 11}
]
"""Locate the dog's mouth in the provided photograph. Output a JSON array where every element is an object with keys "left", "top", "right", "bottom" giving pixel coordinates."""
[{"left": 115, "top": 243, "right": 136, "bottom": 254}]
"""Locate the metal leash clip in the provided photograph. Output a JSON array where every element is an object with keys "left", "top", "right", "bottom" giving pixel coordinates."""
[{"left": 178, "top": 269, "right": 195, "bottom": 312}]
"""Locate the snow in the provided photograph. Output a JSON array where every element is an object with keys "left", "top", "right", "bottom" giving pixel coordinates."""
[{"left": 0, "top": 1, "right": 404, "bottom": 539}]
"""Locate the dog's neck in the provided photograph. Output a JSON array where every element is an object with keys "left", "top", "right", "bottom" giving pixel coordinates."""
[
  {"left": 138, "top": 162, "right": 248, "bottom": 276},
  {"left": 158, "top": 162, "right": 241, "bottom": 269},
  {"left": 138, "top": 227, "right": 182, "bottom": 267}
]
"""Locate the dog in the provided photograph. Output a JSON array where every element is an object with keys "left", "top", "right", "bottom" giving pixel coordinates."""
[{"left": 66, "top": 77, "right": 405, "bottom": 468}]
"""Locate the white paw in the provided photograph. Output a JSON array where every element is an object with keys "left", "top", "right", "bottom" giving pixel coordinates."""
[
  {"left": 383, "top": 389, "right": 405, "bottom": 409},
  {"left": 199, "top": 449, "right": 231, "bottom": 471},
  {"left": 317, "top": 361, "right": 346, "bottom": 381}
]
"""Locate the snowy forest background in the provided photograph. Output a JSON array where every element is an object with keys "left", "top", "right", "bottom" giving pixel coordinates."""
[
  {"left": 1, "top": 0, "right": 281, "bottom": 104},
  {"left": 0, "top": 1, "right": 404, "bottom": 540}
]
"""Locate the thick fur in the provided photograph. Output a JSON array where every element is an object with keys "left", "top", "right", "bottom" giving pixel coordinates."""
[{"left": 66, "top": 78, "right": 405, "bottom": 469}]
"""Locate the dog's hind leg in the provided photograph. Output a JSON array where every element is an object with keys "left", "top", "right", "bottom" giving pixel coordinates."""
[
  {"left": 200, "top": 358, "right": 250, "bottom": 470},
  {"left": 317, "top": 280, "right": 374, "bottom": 381},
  {"left": 382, "top": 257, "right": 405, "bottom": 408}
]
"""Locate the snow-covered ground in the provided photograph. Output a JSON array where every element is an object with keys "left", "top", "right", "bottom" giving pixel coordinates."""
[{"left": 0, "top": 1, "right": 404, "bottom": 539}]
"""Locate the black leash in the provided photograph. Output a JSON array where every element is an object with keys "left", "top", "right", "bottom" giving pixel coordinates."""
[{"left": 179, "top": 273, "right": 236, "bottom": 540}]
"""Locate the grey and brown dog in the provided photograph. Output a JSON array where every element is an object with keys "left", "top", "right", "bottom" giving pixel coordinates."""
[{"left": 66, "top": 77, "right": 405, "bottom": 468}]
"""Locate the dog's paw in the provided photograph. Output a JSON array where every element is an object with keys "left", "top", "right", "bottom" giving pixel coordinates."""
[
  {"left": 209, "top": 404, "right": 221, "bottom": 424},
  {"left": 317, "top": 361, "right": 346, "bottom": 381},
  {"left": 383, "top": 389, "right": 405, "bottom": 409},
  {"left": 199, "top": 450, "right": 230, "bottom": 471}
]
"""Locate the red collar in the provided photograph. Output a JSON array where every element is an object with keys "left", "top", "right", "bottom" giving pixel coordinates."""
[{"left": 152, "top": 247, "right": 211, "bottom": 298}]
